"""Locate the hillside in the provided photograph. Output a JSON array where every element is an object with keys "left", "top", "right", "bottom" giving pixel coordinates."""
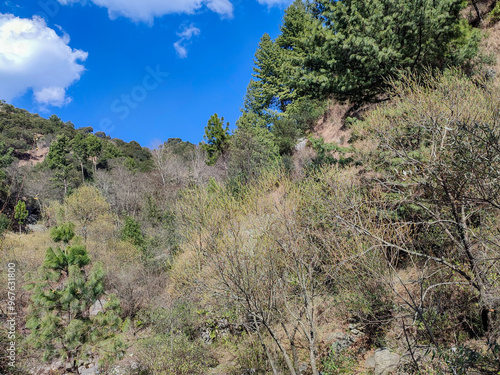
[{"left": 1, "top": 0, "right": 500, "bottom": 374}]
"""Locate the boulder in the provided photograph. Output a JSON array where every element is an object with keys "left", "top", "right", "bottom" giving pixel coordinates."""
[
  {"left": 89, "top": 299, "right": 105, "bottom": 317},
  {"left": 366, "top": 348, "right": 400, "bottom": 375},
  {"left": 327, "top": 331, "right": 356, "bottom": 354},
  {"left": 295, "top": 138, "right": 308, "bottom": 151}
]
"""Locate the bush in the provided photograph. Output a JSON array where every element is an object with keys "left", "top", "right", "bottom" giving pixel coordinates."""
[
  {"left": 490, "top": 2, "right": 500, "bottom": 23},
  {"left": 0, "top": 213, "right": 10, "bottom": 236},
  {"left": 135, "top": 335, "right": 217, "bottom": 375}
]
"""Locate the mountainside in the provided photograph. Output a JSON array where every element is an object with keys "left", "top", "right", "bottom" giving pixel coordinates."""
[{"left": 1, "top": 1, "right": 500, "bottom": 374}]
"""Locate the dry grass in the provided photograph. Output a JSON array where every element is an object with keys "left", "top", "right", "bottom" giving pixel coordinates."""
[
  {"left": 1, "top": 230, "right": 52, "bottom": 274},
  {"left": 481, "top": 20, "right": 500, "bottom": 83},
  {"left": 313, "top": 101, "right": 352, "bottom": 145}
]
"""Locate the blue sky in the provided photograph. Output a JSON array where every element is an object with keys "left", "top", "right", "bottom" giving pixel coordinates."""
[{"left": 0, "top": 0, "right": 292, "bottom": 146}]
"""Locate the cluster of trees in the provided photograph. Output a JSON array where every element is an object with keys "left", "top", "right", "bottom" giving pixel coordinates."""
[
  {"left": 44, "top": 131, "right": 153, "bottom": 195},
  {"left": 172, "top": 70, "right": 500, "bottom": 374},
  {"left": 202, "top": 0, "right": 483, "bottom": 185},
  {"left": 0, "top": 103, "right": 154, "bottom": 235},
  {"left": 248, "top": 0, "right": 481, "bottom": 110}
]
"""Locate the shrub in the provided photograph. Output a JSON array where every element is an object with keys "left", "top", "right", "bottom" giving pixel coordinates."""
[{"left": 135, "top": 335, "right": 217, "bottom": 375}]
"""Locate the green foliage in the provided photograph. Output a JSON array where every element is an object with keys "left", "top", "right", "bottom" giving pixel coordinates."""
[
  {"left": 25, "top": 236, "right": 127, "bottom": 371},
  {"left": 202, "top": 113, "right": 231, "bottom": 165},
  {"left": 271, "top": 98, "right": 327, "bottom": 155},
  {"left": 50, "top": 222, "right": 76, "bottom": 244},
  {"left": 121, "top": 216, "right": 145, "bottom": 247},
  {"left": 46, "top": 135, "right": 78, "bottom": 194},
  {"left": 0, "top": 141, "right": 14, "bottom": 167},
  {"left": 307, "top": 0, "right": 481, "bottom": 102},
  {"left": 161, "top": 209, "right": 180, "bottom": 256},
  {"left": 307, "top": 137, "right": 354, "bottom": 171},
  {"left": 86, "top": 134, "right": 103, "bottom": 159},
  {"left": 14, "top": 200, "right": 28, "bottom": 232},
  {"left": 245, "top": 1, "right": 319, "bottom": 117},
  {"left": 0, "top": 212, "right": 10, "bottom": 236},
  {"left": 489, "top": 2, "right": 500, "bottom": 23},
  {"left": 321, "top": 349, "right": 358, "bottom": 374},
  {"left": 115, "top": 140, "right": 153, "bottom": 172},
  {"left": 135, "top": 334, "right": 217, "bottom": 375},
  {"left": 161, "top": 138, "right": 196, "bottom": 161},
  {"left": 72, "top": 134, "right": 90, "bottom": 182},
  {"left": 228, "top": 116, "right": 280, "bottom": 183},
  {"left": 0, "top": 102, "right": 76, "bottom": 152}
]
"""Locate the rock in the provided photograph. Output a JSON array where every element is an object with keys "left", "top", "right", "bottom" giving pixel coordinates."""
[
  {"left": 27, "top": 223, "right": 46, "bottom": 232},
  {"left": 201, "top": 328, "right": 213, "bottom": 344},
  {"left": 79, "top": 364, "right": 99, "bottom": 375},
  {"left": 89, "top": 299, "right": 105, "bottom": 317},
  {"left": 485, "top": 68, "right": 497, "bottom": 81},
  {"left": 365, "top": 354, "right": 375, "bottom": 369},
  {"left": 373, "top": 348, "right": 400, "bottom": 375},
  {"left": 295, "top": 138, "right": 308, "bottom": 151},
  {"left": 299, "top": 363, "right": 308, "bottom": 374},
  {"left": 26, "top": 214, "right": 38, "bottom": 225},
  {"left": 327, "top": 332, "right": 356, "bottom": 354}
]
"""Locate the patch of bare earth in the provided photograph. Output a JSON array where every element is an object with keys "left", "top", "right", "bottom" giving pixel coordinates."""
[
  {"left": 313, "top": 102, "right": 352, "bottom": 145},
  {"left": 18, "top": 145, "right": 49, "bottom": 167}
]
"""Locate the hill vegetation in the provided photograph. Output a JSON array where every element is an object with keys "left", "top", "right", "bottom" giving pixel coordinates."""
[{"left": 1, "top": 0, "right": 500, "bottom": 374}]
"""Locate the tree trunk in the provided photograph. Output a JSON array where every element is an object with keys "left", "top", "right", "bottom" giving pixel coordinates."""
[
  {"left": 254, "top": 315, "right": 279, "bottom": 375},
  {"left": 471, "top": 0, "right": 483, "bottom": 25},
  {"left": 263, "top": 320, "right": 297, "bottom": 375},
  {"left": 281, "top": 321, "right": 299, "bottom": 373}
]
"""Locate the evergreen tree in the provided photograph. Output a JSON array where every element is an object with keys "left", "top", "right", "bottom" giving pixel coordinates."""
[
  {"left": 0, "top": 141, "right": 13, "bottom": 168},
  {"left": 0, "top": 141, "right": 13, "bottom": 201},
  {"left": 72, "top": 134, "right": 89, "bottom": 183},
  {"left": 121, "top": 216, "right": 145, "bottom": 248},
  {"left": 202, "top": 114, "right": 231, "bottom": 166},
  {"left": 46, "top": 135, "right": 74, "bottom": 195},
  {"left": 86, "top": 134, "right": 103, "bottom": 173},
  {"left": 26, "top": 224, "right": 127, "bottom": 373},
  {"left": 14, "top": 200, "right": 28, "bottom": 234},
  {"left": 307, "top": 0, "right": 481, "bottom": 102},
  {"left": 244, "top": 2, "right": 319, "bottom": 118},
  {"left": 245, "top": 34, "right": 285, "bottom": 115},
  {"left": 228, "top": 113, "right": 280, "bottom": 183}
]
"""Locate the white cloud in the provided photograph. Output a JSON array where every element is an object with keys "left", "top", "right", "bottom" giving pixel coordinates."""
[
  {"left": 57, "top": 0, "right": 234, "bottom": 23},
  {"left": 34, "top": 87, "right": 71, "bottom": 107},
  {"left": 0, "top": 14, "right": 87, "bottom": 107},
  {"left": 173, "top": 24, "right": 200, "bottom": 59}
]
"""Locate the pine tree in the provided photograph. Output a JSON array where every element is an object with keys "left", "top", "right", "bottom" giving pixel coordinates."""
[
  {"left": 202, "top": 114, "right": 231, "bottom": 166},
  {"left": 245, "top": 34, "right": 285, "bottom": 115},
  {"left": 243, "top": 1, "right": 320, "bottom": 123},
  {"left": 0, "top": 141, "right": 14, "bottom": 199},
  {"left": 14, "top": 200, "right": 28, "bottom": 234},
  {"left": 307, "top": 0, "right": 481, "bottom": 102},
  {"left": 72, "top": 134, "right": 89, "bottom": 183},
  {"left": 121, "top": 216, "right": 144, "bottom": 247},
  {"left": 86, "top": 134, "right": 103, "bottom": 173},
  {"left": 26, "top": 223, "right": 127, "bottom": 373},
  {"left": 46, "top": 135, "right": 74, "bottom": 195}
]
